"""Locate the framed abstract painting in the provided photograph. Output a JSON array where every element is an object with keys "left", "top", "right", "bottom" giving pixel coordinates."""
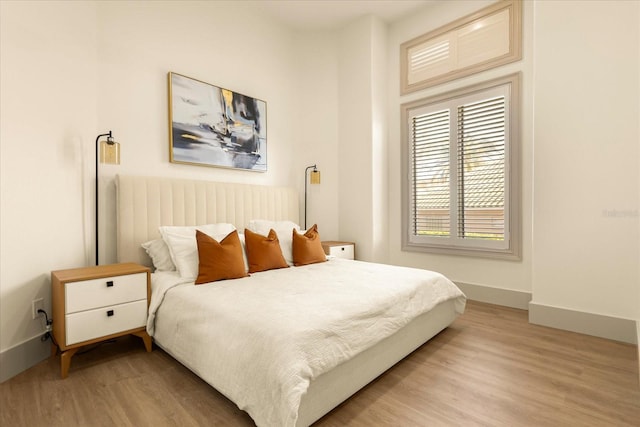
[{"left": 168, "top": 72, "right": 267, "bottom": 171}]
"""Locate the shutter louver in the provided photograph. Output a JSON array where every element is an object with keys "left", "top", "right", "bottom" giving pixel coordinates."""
[
  {"left": 412, "top": 109, "right": 450, "bottom": 237},
  {"left": 457, "top": 96, "right": 505, "bottom": 240},
  {"left": 410, "top": 40, "right": 450, "bottom": 74},
  {"left": 408, "top": 38, "right": 452, "bottom": 85}
]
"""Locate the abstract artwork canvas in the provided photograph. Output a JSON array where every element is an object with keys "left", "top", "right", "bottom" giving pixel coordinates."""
[{"left": 168, "top": 72, "right": 267, "bottom": 171}]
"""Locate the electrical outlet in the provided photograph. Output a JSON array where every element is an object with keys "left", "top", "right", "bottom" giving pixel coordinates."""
[{"left": 32, "top": 298, "right": 44, "bottom": 320}]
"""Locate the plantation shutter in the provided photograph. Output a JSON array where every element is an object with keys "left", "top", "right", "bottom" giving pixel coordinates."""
[
  {"left": 412, "top": 109, "right": 450, "bottom": 237},
  {"left": 407, "top": 82, "right": 510, "bottom": 249},
  {"left": 403, "top": 6, "right": 516, "bottom": 93},
  {"left": 457, "top": 96, "right": 505, "bottom": 241},
  {"left": 407, "top": 9, "right": 510, "bottom": 87},
  {"left": 403, "top": 73, "right": 519, "bottom": 258}
]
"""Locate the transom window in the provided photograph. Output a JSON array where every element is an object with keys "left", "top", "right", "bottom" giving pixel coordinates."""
[{"left": 401, "top": 74, "right": 521, "bottom": 259}]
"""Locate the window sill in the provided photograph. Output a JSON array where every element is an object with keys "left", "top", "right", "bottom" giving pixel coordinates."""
[{"left": 402, "top": 241, "right": 521, "bottom": 261}]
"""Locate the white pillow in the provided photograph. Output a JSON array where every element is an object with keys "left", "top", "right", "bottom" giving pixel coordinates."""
[
  {"left": 160, "top": 223, "right": 236, "bottom": 279},
  {"left": 141, "top": 238, "right": 175, "bottom": 272},
  {"left": 238, "top": 233, "right": 249, "bottom": 273},
  {"left": 247, "top": 220, "right": 301, "bottom": 266}
]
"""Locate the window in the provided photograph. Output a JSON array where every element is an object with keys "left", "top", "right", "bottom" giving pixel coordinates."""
[
  {"left": 401, "top": 73, "right": 521, "bottom": 259},
  {"left": 400, "top": 0, "right": 522, "bottom": 94}
]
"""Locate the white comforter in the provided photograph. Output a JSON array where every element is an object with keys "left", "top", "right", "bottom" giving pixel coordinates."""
[{"left": 148, "top": 258, "right": 466, "bottom": 427}]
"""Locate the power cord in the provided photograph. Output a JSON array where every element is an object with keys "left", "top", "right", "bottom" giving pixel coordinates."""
[
  {"left": 37, "top": 309, "right": 57, "bottom": 347},
  {"left": 37, "top": 308, "right": 51, "bottom": 327}
]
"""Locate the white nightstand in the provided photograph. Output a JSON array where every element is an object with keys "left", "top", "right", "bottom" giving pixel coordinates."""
[
  {"left": 51, "top": 263, "right": 151, "bottom": 378},
  {"left": 322, "top": 241, "right": 355, "bottom": 260}
]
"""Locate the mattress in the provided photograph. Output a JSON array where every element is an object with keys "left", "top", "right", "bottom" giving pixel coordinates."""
[{"left": 148, "top": 258, "right": 466, "bottom": 427}]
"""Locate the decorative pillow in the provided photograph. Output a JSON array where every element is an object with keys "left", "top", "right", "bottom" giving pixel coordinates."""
[
  {"left": 141, "top": 238, "right": 175, "bottom": 272},
  {"left": 159, "top": 223, "right": 236, "bottom": 279},
  {"left": 244, "top": 228, "right": 289, "bottom": 273},
  {"left": 195, "top": 230, "right": 248, "bottom": 284},
  {"left": 292, "top": 224, "right": 327, "bottom": 266},
  {"left": 248, "top": 220, "right": 301, "bottom": 266}
]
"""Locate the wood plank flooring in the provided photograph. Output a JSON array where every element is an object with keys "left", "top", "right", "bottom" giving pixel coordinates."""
[{"left": 1, "top": 301, "right": 638, "bottom": 426}]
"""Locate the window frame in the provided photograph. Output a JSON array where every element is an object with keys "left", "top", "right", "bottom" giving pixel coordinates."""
[
  {"left": 401, "top": 73, "right": 521, "bottom": 260},
  {"left": 400, "top": 0, "right": 522, "bottom": 94}
]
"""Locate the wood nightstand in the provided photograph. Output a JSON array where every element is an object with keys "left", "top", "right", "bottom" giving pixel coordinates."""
[
  {"left": 51, "top": 263, "right": 152, "bottom": 378},
  {"left": 322, "top": 241, "right": 355, "bottom": 260}
]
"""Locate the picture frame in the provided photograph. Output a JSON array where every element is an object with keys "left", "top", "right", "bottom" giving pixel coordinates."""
[{"left": 168, "top": 72, "right": 267, "bottom": 171}]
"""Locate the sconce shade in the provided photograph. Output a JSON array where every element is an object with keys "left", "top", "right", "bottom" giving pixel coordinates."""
[
  {"left": 100, "top": 139, "right": 120, "bottom": 164},
  {"left": 310, "top": 170, "right": 321, "bottom": 184}
]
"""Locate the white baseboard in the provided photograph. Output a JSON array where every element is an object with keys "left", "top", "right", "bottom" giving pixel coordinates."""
[
  {"left": 455, "top": 282, "right": 637, "bottom": 346},
  {"left": 0, "top": 333, "right": 50, "bottom": 383},
  {"left": 637, "top": 321, "right": 640, "bottom": 384},
  {"left": 455, "top": 281, "right": 531, "bottom": 310},
  {"left": 529, "top": 302, "right": 637, "bottom": 345}
]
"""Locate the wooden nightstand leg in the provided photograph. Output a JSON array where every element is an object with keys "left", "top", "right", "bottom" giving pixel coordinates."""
[
  {"left": 132, "top": 330, "right": 152, "bottom": 352},
  {"left": 60, "top": 347, "right": 79, "bottom": 379}
]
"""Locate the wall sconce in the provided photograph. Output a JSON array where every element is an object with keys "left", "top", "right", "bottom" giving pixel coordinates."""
[
  {"left": 304, "top": 164, "right": 321, "bottom": 229},
  {"left": 95, "top": 131, "right": 120, "bottom": 265}
]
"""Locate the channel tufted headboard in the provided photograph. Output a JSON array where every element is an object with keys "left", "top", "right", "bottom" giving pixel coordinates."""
[{"left": 116, "top": 175, "right": 299, "bottom": 267}]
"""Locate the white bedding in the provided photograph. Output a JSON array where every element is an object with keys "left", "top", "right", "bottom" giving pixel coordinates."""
[{"left": 148, "top": 258, "right": 466, "bottom": 427}]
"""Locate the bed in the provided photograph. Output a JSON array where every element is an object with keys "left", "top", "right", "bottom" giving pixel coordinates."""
[{"left": 115, "top": 174, "right": 466, "bottom": 427}]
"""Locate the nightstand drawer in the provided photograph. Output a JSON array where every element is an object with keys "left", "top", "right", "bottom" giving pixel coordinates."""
[
  {"left": 328, "top": 244, "right": 354, "bottom": 259},
  {"left": 65, "top": 272, "right": 147, "bottom": 314},
  {"left": 65, "top": 299, "right": 147, "bottom": 345}
]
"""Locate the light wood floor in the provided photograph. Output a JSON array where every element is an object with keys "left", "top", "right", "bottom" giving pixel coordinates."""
[{"left": 1, "top": 301, "right": 638, "bottom": 426}]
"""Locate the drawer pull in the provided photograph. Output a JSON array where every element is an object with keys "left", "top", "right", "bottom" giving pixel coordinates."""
[
  {"left": 107, "top": 310, "right": 114, "bottom": 317},
  {"left": 106, "top": 281, "right": 114, "bottom": 287},
  {"left": 341, "top": 247, "right": 345, "bottom": 251}
]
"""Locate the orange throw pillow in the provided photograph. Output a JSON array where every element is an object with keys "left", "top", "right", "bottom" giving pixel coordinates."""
[
  {"left": 195, "top": 230, "right": 248, "bottom": 284},
  {"left": 292, "top": 224, "right": 327, "bottom": 266},
  {"left": 244, "top": 228, "right": 289, "bottom": 273}
]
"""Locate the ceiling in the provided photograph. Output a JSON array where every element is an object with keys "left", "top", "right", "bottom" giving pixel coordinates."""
[{"left": 248, "top": 0, "right": 435, "bottom": 31}]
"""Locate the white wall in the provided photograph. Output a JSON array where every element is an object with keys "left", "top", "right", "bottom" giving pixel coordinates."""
[
  {"left": 371, "top": 18, "right": 390, "bottom": 263},
  {"left": 0, "top": 0, "right": 98, "bottom": 356},
  {"left": 531, "top": 0, "right": 639, "bottom": 320},
  {"left": 337, "top": 15, "right": 389, "bottom": 262},
  {"left": 0, "top": 0, "right": 342, "bottom": 379},
  {"left": 94, "top": 0, "right": 306, "bottom": 262},
  {"left": 386, "top": 0, "right": 534, "bottom": 296},
  {"left": 291, "top": 31, "right": 340, "bottom": 237},
  {"left": 337, "top": 17, "right": 373, "bottom": 260}
]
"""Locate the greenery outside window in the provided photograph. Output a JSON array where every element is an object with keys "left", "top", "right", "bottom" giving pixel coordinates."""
[{"left": 401, "top": 73, "right": 521, "bottom": 259}]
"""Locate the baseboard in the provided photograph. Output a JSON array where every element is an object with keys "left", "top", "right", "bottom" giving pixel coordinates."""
[
  {"left": 455, "top": 281, "right": 531, "bottom": 310},
  {"left": 637, "top": 321, "right": 640, "bottom": 384},
  {"left": 529, "top": 302, "right": 637, "bottom": 345},
  {"left": 0, "top": 333, "right": 50, "bottom": 383}
]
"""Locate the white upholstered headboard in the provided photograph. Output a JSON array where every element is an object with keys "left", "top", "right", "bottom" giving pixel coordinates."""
[{"left": 116, "top": 175, "right": 299, "bottom": 267}]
